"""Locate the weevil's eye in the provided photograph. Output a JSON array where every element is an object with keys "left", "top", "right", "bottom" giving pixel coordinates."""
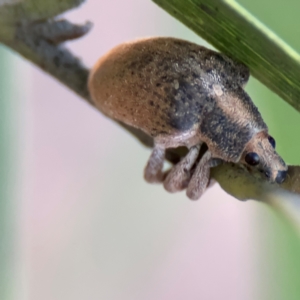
[
  {"left": 245, "top": 152, "right": 260, "bottom": 166},
  {"left": 268, "top": 136, "right": 276, "bottom": 148}
]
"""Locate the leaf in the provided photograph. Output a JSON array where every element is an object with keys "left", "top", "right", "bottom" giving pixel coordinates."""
[{"left": 152, "top": 0, "right": 300, "bottom": 113}]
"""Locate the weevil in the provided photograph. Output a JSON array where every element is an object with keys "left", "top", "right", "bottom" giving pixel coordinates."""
[{"left": 88, "top": 37, "right": 287, "bottom": 200}]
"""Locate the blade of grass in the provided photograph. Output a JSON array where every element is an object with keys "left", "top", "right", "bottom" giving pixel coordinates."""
[{"left": 152, "top": 0, "right": 300, "bottom": 113}]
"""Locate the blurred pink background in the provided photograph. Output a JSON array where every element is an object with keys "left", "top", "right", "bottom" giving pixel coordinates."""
[{"left": 13, "top": 1, "right": 264, "bottom": 299}]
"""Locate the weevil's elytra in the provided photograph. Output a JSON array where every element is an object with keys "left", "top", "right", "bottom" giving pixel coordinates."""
[{"left": 89, "top": 37, "right": 288, "bottom": 200}]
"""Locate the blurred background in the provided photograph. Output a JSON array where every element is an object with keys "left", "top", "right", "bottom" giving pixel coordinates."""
[{"left": 1, "top": 0, "right": 300, "bottom": 299}]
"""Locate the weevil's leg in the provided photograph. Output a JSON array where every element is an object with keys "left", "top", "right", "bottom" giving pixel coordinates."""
[
  {"left": 144, "top": 146, "right": 165, "bottom": 183},
  {"left": 186, "top": 150, "right": 212, "bottom": 200},
  {"left": 209, "top": 158, "right": 223, "bottom": 168},
  {"left": 206, "top": 158, "right": 223, "bottom": 189},
  {"left": 163, "top": 144, "right": 202, "bottom": 193}
]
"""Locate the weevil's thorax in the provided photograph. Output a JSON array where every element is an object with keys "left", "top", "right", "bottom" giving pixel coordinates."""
[{"left": 198, "top": 87, "right": 268, "bottom": 162}]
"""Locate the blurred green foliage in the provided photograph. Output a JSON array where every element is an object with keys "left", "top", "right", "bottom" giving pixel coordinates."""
[
  {"left": 238, "top": 0, "right": 300, "bottom": 299},
  {"left": 240, "top": 0, "right": 300, "bottom": 165},
  {"left": 0, "top": 45, "right": 17, "bottom": 300}
]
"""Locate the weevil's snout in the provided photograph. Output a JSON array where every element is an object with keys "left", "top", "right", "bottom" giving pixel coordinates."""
[
  {"left": 241, "top": 132, "right": 287, "bottom": 184},
  {"left": 275, "top": 170, "right": 287, "bottom": 184},
  {"left": 262, "top": 144, "right": 287, "bottom": 184},
  {"left": 267, "top": 164, "right": 288, "bottom": 183}
]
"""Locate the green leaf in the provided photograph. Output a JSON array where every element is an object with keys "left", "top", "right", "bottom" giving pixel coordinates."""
[{"left": 152, "top": 0, "right": 300, "bottom": 113}]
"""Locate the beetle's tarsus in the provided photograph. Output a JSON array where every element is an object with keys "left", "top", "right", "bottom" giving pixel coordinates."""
[
  {"left": 186, "top": 151, "right": 212, "bottom": 200},
  {"left": 164, "top": 144, "right": 202, "bottom": 192},
  {"left": 144, "top": 146, "right": 165, "bottom": 183}
]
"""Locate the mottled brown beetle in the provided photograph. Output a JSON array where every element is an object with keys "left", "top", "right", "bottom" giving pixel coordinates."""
[{"left": 88, "top": 37, "right": 287, "bottom": 200}]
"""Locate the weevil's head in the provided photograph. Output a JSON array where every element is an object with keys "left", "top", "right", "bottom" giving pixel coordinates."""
[{"left": 240, "top": 131, "right": 288, "bottom": 184}]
